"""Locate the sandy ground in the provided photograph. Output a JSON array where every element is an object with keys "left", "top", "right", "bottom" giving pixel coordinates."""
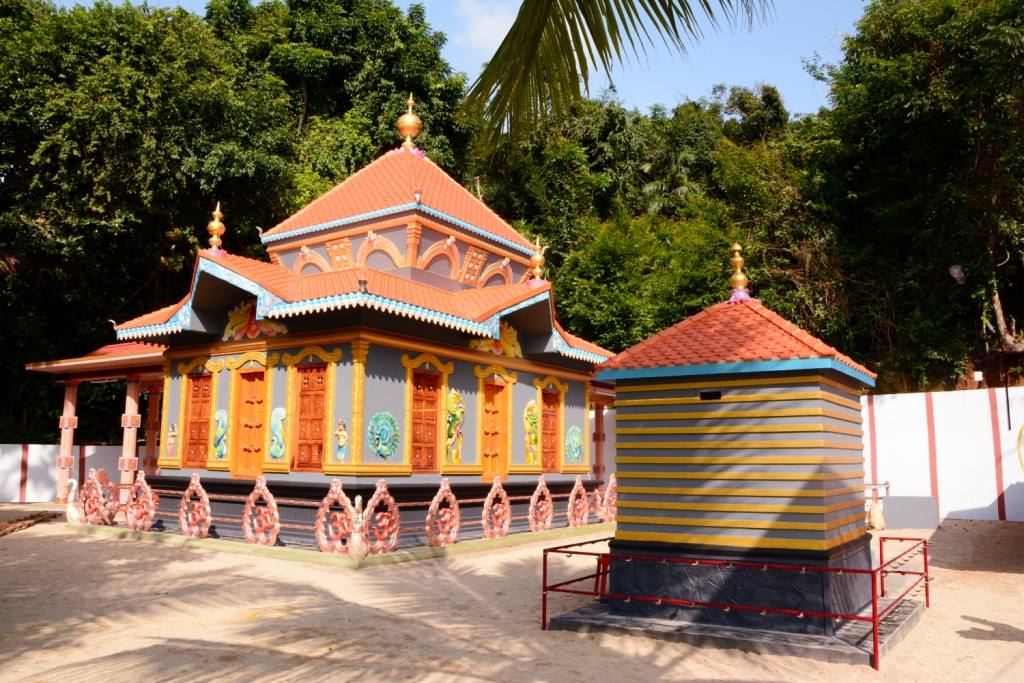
[{"left": 0, "top": 516, "right": 1022, "bottom": 683}]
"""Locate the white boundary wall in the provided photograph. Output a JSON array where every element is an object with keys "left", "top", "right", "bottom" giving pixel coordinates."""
[
  {"left": 0, "top": 444, "right": 120, "bottom": 503},
  {"left": 864, "top": 387, "right": 1024, "bottom": 522}
]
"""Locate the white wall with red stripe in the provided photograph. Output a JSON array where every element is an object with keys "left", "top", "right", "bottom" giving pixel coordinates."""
[
  {"left": 0, "top": 444, "right": 119, "bottom": 504},
  {"left": 863, "top": 387, "right": 1024, "bottom": 522}
]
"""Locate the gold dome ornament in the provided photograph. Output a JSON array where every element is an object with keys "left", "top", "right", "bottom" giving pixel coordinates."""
[
  {"left": 530, "top": 235, "right": 547, "bottom": 280},
  {"left": 397, "top": 94, "right": 422, "bottom": 149},
  {"left": 728, "top": 243, "right": 750, "bottom": 302},
  {"left": 207, "top": 202, "right": 226, "bottom": 253}
]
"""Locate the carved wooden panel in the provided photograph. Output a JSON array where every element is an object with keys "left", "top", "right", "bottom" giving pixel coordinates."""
[
  {"left": 411, "top": 370, "right": 440, "bottom": 472},
  {"left": 326, "top": 238, "right": 353, "bottom": 271},
  {"left": 459, "top": 247, "right": 488, "bottom": 285},
  {"left": 541, "top": 391, "right": 560, "bottom": 472},
  {"left": 295, "top": 364, "right": 327, "bottom": 471},
  {"left": 184, "top": 375, "right": 211, "bottom": 468}
]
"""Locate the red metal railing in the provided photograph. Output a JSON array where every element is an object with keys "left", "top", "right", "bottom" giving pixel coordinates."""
[{"left": 541, "top": 535, "right": 931, "bottom": 670}]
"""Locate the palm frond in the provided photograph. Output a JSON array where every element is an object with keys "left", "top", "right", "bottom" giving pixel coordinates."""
[{"left": 464, "top": 0, "right": 769, "bottom": 141}]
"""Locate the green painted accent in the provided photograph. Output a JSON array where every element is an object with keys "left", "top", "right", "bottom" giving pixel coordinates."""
[{"left": 64, "top": 522, "right": 614, "bottom": 569}]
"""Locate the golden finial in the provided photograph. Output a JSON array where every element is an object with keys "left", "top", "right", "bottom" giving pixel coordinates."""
[
  {"left": 530, "top": 235, "right": 547, "bottom": 279},
  {"left": 728, "top": 243, "right": 750, "bottom": 302},
  {"left": 207, "top": 202, "right": 225, "bottom": 252},
  {"left": 396, "top": 93, "right": 422, "bottom": 149}
]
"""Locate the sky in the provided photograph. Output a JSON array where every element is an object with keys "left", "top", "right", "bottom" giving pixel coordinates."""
[{"left": 52, "top": 0, "right": 868, "bottom": 115}]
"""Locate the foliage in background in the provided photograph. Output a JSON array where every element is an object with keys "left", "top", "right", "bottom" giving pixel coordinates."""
[{"left": 2, "top": 0, "right": 1023, "bottom": 442}]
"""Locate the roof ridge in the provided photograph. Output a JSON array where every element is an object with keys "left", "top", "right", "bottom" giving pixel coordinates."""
[
  {"left": 420, "top": 154, "right": 525, "bottom": 244},
  {"left": 263, "top": 151, "right": 407, "bottom": 237},
  {"left": 741, "top": 299, "right": 833, "bottom": 357}
]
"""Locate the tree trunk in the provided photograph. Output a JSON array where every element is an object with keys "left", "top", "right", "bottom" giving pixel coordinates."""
[
  {"left": 297, "top": 79, "right": 308, "bottom": 135},
  {"left": 991, "top": 286, "right": 1024, "bottom": 351}
]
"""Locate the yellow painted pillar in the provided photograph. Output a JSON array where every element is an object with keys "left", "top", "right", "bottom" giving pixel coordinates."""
[
  {"left": 55, "top": 381, "right": 79, "bottom": 503},
  {"left": 143, "top": 385, "right": 162, "bottom": 475},
  {"left": 350, "top": 340, "right": 370, "bottom": 466}
]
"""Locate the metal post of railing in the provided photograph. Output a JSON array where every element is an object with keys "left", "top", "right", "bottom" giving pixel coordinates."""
[
  {"left": 541, "top": 549, "right": 549, "bottom": 630},
  {"left": 870, "top": 569, "right": 880, "bottom": 671},
  {"left": 923, "top": 541, "right": 931, "bottom": 608},
  {"left": 879, "top": 537, "right": 886, "bottom": 597}
]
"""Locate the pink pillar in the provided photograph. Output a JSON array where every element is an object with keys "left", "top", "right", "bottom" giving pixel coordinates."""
[
  {"left": 119, "top": 376, "right": 142, "bottom": 498},
  {"left": 143, "top": 386, "right": 162, "bottom": 476},
  {"left": 55, "top": 381, "right": 80, "bottom": 503}
]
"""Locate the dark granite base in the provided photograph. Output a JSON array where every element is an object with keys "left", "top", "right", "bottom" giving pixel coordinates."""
[
  {"left": 608, "top": 536, "right": 873, "bottom": 636},
  {"left": 550, "top": 598, "right": 924, "bottom": 666}
]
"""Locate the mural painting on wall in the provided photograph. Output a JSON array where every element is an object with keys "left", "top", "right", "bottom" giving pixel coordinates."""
[
  {"left": 565, "top": 426, "right": 584, "bottom": 465},
  {"left": 334, "top": 419, "right": 349, "bottom": 463},
  {"left": 523, "top": 399, "right": 540, "bottom": 466},
  {"left": 269, "top": 407, "right": 287, "bottom": 461},
  {"left": 445, "top": 390, "right": 465, "bottom": 465},
  {"left": 166, "top": 424, "right": 177, "bottom": 460},
  {"left": 213, "top": 410, "right": 228, "bottom": 460},
  {"left": 468, "top": 321, "right": 523, "bottom": 358},
  {"left": 223, "top": 300, "right": 288, "bottom": 341},
  {"left": 368, "top": 412, "right": 400, "bottom": 461}
]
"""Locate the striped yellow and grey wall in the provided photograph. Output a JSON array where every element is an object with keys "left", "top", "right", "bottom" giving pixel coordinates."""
[{"left": 612, "top": 372, "right": 866, "bottom": 552}]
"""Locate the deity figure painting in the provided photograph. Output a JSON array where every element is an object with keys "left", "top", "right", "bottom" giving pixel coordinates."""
[
  {"left": 445, "top": 389, "right": 465, "bottom": 465},
  {"left": 523, "top": 399, "right": 540, "bottom": 466},
  {"left": 334, "top": 419, "right": 349, "bottom": 464}
]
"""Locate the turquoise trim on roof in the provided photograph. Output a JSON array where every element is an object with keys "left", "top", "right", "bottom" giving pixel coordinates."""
[
  {"left": 597, "top": 357, "right": 875, "bottom": 387},
  {"left": 552, "top": 329, "right": 610, "bottom": 364},
  {"left": 260, "top": 201, "right": 535, "bottom": 257},
  {"left": 264, "top": 291, "right": 492, "bottom": 337}
]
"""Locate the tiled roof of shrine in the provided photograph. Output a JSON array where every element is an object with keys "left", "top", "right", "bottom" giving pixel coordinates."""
[
  {"left": 260, "top": 146, "right": 535, "bottom": 254},
  {"left": 599, "top": 298, "right": 875, "bottom": 380},
  {"left": 114, "top": 251, "right": 611, "bottom": 363}
]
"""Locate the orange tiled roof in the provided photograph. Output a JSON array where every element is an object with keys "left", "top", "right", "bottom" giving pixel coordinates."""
[
  {"left": 115, "top": 251, "right": 610, "bottom": 361},
  {"left": 600, "top": 299, "right": 874, "bottom": 378},
  {"left": 113, "top": 295, "right": 189, "bottom": 330},
  {"left": 261, "top": 147, "right": 534, "bottom": 252},
  {"left": 85, "top": 342, "right": 167, "bottom": 356}
]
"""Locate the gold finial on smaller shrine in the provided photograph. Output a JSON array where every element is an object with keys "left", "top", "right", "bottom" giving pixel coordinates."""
[
  {"left": 728, "top": 242, "right": 750, "bottom": 302},
  {"left": 530, "top": 235, "right": 547, "bottom": 280},
  {"left": 397, "top": 93, "right": 422, "bottom": 149},
  {"left": 207, "top": 202, "right": 226, "bottom": 252}
]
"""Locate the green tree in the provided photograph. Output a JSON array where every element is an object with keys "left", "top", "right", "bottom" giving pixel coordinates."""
[
  {"left": 464, "top": 0, "right": 768, "bottom": 139},
  {"left": 814, "top": 0, "right": 1024, "bottom": 388}
]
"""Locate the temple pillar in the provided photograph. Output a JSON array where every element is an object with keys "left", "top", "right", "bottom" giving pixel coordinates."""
[
  {"left": 592, "top": 400, "right": 606, "bottom": 479},
  {"left": 350, "top": 340, "right": 370, "bottom": 465},
  {"left": 118, "top": 376, "right": 142, "bottom": 500},
  {"left": 405, "top": 221, "right": 422, "bottom": 267},
  {"left": 143, "top": 384, "right": 162, "bottom": 475},
  {"left": 55, "top": 381, "right": 79, "bottom": 504}
]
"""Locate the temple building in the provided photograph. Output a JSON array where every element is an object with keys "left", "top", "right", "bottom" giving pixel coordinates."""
[{"left": 27, "top": 97, "right": 612, "bottom": 509}]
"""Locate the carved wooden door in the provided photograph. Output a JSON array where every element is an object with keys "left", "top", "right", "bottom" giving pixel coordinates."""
[
  {"left": 411, "top": 370, "right": 440, "bottom": 472},
  {"left": 481, "top": 380, "right": 508, "bottom": 481},
  {"left": 233, "top": 370, "right": 265, "bottom": 478},
  {"left": 541, "top": 391, "right": 560, "bottom": 472},
  {"left": 295, "top": 364, "right": 327, "bottom": 471},
  {"left": 184, "top": 374, "right": 211, "bottom": 468}
]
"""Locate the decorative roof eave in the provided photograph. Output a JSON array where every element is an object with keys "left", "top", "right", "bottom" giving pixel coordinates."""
[
  {"left": 115, "top": 256, "right": 280, "bottom": 341},
  {"left": 263, "top": 292, "right": 492, "bottom": 337},
  {"left": 477, "top": 289, "right": 612, "bottom": 362},
  {"left": 552, "top": 330, "right": 612, "bottom": 364},
  {"left": 260, "top": 201, "right": 535, "bottom": 257},
  {"left": 597, "top": 357, "right": 876, "bottom": 388}
]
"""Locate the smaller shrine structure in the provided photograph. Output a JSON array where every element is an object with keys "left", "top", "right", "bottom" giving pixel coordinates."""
[{"left": 596, "top": 245, "right": 876, "bottom": 634}]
